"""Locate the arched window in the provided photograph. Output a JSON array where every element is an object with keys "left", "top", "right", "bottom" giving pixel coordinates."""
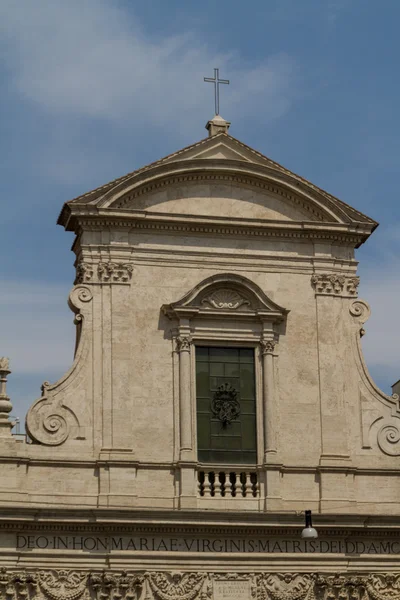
[{"left": 163, "top": 274, "right": 288, "bottom": 470}]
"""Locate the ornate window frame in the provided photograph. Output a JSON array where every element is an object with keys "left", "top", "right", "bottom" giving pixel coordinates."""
[{"left": 162, "top": 274, "right": 288, "bottom": 475}]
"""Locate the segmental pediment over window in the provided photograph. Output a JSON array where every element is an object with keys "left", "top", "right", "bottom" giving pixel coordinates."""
[{"left": 162, "top": 273, "right": 288, "bottom": 323}]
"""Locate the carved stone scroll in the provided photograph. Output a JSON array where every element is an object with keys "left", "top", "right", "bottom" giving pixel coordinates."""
[
  {"left": 25, "top": 286, "right": 92, "bottom": 446},
  {"left": 201, "top": 289, "right": 250, "bottom": 310},
  {"left": 377, "top": 423, "right": 400, "bottom": 456}
]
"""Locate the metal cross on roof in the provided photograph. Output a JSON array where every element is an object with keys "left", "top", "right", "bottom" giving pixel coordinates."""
[{"left": 204, "top": 68, "right": 229, "bottom": 116}]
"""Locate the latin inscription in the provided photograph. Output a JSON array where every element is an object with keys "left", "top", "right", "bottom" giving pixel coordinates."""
[
  {"left": 214, "top": 580, "right": 251, "bottom": 600},
  {"left": 14, "top": 535, "right": 400, "bottom": 555}
]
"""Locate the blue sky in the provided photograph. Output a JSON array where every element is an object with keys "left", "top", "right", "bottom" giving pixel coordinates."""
[{"left": 1, "top": 0, "right": 400, "bottom": 423}]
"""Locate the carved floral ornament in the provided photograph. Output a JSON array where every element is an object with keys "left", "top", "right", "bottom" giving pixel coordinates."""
[
  {"left": 163, "top": 274, "right": 288, "bottom": 324},
  {"left": 311, "top": 273, "right": 360, "bottom": 297},
  {"left": 1, "top": 570, "right": 400, "bottom": 600},
  {"left": 75, "top": 262, "right": 134, "bottom": 285}
]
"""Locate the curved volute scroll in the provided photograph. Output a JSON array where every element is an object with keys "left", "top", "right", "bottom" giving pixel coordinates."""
[
  {"left": 25, "top": 285, "right": 93, "bottom": 446},
  {"left": 349, "top": 298, "right": 400, "bottom": 457}
]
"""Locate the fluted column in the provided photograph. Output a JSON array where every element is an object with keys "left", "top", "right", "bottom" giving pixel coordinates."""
[
  {"left": 260, "top": 340, "right": 277, "bottom": 460},
  {"left": 176, "top": 335, "right": 193, "bottom": 459}
]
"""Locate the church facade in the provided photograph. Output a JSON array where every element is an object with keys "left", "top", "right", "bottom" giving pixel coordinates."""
[{"left": 0, "top": 115, "right": 400, "bottom": 600}]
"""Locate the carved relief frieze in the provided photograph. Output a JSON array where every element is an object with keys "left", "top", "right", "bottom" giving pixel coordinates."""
[
  {"left": 257, "top": 574, "right": 315, "bottom": 600},
  {"left": 1, "top": 571, "right": 399, "bottom": 600},
  {"left": 311, "top": 273, "right": 359, "bottom": 297},
  {"left": 316, "top": 574, "right": 366, "bottom": 600},
  {"left": 98, "top": 262, "right": 134, "bottom": 283},
  {"left": 146, "top": 573, "right": 207, "bottom": 600},
  {"left": 74, "top": 262, "right": 134, "bottom": 285}
]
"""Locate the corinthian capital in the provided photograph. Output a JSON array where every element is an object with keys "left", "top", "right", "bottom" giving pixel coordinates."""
[
  {"left": 311, "top": 273, "right": 360, "bottom": 297},
  {"left": 260, "top": 340, "right": 276, "bottom": 355},
  {"left": 176, "top": 336, "right": 192, "bottom": 352}
]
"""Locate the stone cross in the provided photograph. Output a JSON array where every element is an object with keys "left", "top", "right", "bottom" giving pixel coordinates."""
[{"left": 204, "top": 68, "right": 229, "bottom": 116}]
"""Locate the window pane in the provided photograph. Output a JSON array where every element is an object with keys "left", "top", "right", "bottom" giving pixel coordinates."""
[
  {"left": 196, "top": 362, "right": 209, "bottom": 397},
  {"left": 240, "top": 348, "right": 254, "bottom": 363},
  {"left": 224, "top": 362, "right": 240, "bottom": 377},
  {"left": 210, "top": 362, "right": 224, "bottom": 376},
  {"left": 197, "top": 414, "right": 210, "bottom": 449},
  {"left": 196, "top": 347, "right": 209, "bottom": 361},
  {"left": 210, "top": 347, "right": 239, "bottom": 362},
  {"left": 240, "top": 364, "right": 255, "bottom": 398},
  {"left": 196, "top": 346, "right": 256, "bottom": 465}
]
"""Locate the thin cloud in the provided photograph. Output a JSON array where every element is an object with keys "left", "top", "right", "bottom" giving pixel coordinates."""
[
  {"left": 0, "top": 280, "right": 75, "bottom": 375},
  {"left": 0, "top": 0, "right": 295, "bottom": 128}
]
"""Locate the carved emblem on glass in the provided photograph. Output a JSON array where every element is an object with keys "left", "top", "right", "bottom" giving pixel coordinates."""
[{"left": 211, "top": 383, "right": 240, "bottom": 427}]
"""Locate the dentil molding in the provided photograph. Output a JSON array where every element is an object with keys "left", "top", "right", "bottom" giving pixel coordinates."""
[{"left": 1, "top": 570, "right": 399, "bottom": 600}]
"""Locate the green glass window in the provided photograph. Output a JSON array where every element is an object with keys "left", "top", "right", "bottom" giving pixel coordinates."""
[{"left": 196, "top": 346, "right": 256, "bottom": 464}]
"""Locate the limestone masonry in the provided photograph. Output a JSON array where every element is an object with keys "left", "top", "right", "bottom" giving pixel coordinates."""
[{"left": 1, "top": 115, "right": 399, "bottom": 600}]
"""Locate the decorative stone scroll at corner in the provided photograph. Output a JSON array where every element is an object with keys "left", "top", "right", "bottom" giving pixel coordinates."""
[
  {"left": 377, "top": 423, "right": 400, "bottom": 456},
  {"left": 349, "top": 299, "right": 371, "bottom": 324},
  {"left": 25, "top": 383, "right": 81, "bottom": 446},
  {"left": 260, "top": 339, "right": 276, "bottom": 355},
  {"left": 176, "top": 336, "right": 192, "bottom": 353},
  {"left": 147, "top": 572, "right": 207, "bottom": 600},
  {"left": 201, "top": 289, "right": 250, "bottom": 310},
  {"left": 311, "top": 273, "right": 360, "bottom": 297},
  {"left": 98, "top": 262, "right": 134, "bottom": 283}
]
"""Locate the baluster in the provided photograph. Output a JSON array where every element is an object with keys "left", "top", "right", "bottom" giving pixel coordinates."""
[
  {"left": 214, "top": 472, "right": 222, "bottom": 497},
  {"left": 220, "top": 471, "right": 226, "bottom": 497},
  {"left": 240, "top": 472, "right": 247, "bottom": 497},
  {"left": 198, "top": 471, "right": 205, "bottom": 496},
  {"left": 203, "top": 472, "right": 212, "bottom": 497},
  {"left": 244, "top": 472, "right": 253, "bottom": 497},
  {"left": 229, "top": 472, "right": 237, "bottom": 497},
  {"left": 250, "top": 472, "right": 259, "bottom": 497}
]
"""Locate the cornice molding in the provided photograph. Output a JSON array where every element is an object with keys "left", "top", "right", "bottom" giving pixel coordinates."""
[{"left": 72, "top": 216, "right": 368, "bottom": 247}]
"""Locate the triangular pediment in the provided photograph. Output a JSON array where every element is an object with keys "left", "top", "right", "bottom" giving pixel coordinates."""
[
  {"left": 162, "top": 136, "right": 254, "bottom": 163},
  {"left": 58, "top": 131, "right": 378, "bottom": 245}
]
